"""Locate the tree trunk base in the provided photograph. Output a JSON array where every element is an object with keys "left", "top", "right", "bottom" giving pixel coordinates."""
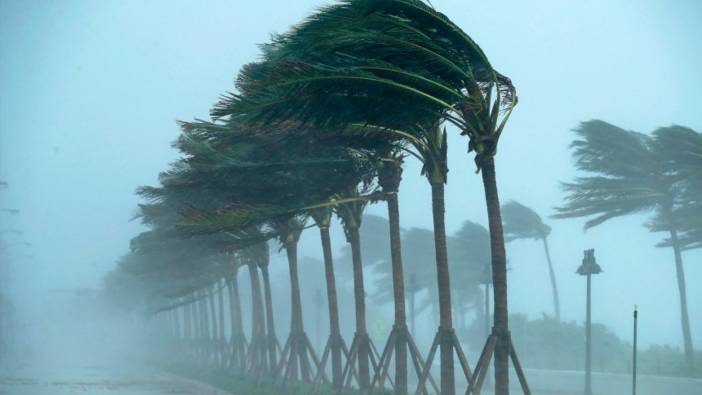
[
  {"left": 313, "top": 333, "right": 349, "bottom": 390},
  {"left": 468, "top": 330, "right": 531, "bottom": 395},
  {"left": 415, "top": 327, "right": 471, "bottom": 395},
  {"left": 228, "top": 334, "right": 249, "bottom": 373},
  {"left": 275, "top": 331, "right": 322, "bottom": 385},
  {"left": 341, "top": 331, "right": 384, "bottom": 391},
  {"left": 371, "top": 324, "right": 439, "bottom": 395}
]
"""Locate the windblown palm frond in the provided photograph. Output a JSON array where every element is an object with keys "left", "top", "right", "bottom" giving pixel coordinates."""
[
  {"left": 502, "top": 201, "right": 551, "bottom": 241},
  {"left": 553, "top": 120, "right": 670, "bottom": 230}
]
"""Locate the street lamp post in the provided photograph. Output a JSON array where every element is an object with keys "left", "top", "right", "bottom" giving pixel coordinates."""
[{"left": 577, "top": 248, "right": 602, "bottom": 395}]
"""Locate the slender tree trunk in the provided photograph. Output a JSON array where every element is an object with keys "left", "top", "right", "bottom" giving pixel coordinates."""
[
  {"left": 200, "top": 290, "right": 209, "bottom": 358},
  {"left": 260, "top": 262, "right": 278, "bottom": 370},
  {"left": 286, "top": 241, "right": 305, "bottom": 334},
  {"left": 319, "top": 225, "right": 343, "bottom": 389},
  {"left": 184, "top": 299, "right": 192, "bottom": 343},
  {"left": 208, "top": 286, "right": 217, "bottom": 363},
  {"left": 430, "top": 181, "right": 454, "bottom": 395},
  {"left": 173, "top": 308, "right": 181, "bottom": 339},
  {"left": 228, "top": 269, "right": 246, "bottom": 370},
  {"left": 387, "top": 190, "right": 408, "bottom": 394},
  {"left": 481, "top": 156, "right": 510, "bottom": 395},
  {"left": 541, "top": 237, "right": 561, "bottom": 322},
  {"left": 248, "top": 263, "right": 266, "bottom": 339},
  {"left": 248, "top": 262, "right": 267, "bottom": 373},
  {"left": 669, "top": 228, "right": 695, "bottom": 376},
  {"left": 217, "top": 280, "right": 225, "bottom": 365},
  {"left": 229, "top": 270, "right": 245, "bottom": 338},
  {"left": 349, "top": 226, "right": 370, "bottom": 390}
]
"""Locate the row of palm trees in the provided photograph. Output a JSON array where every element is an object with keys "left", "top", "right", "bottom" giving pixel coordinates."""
[{"left": 105, "top": 1, "right": 527, "bottom": 394}]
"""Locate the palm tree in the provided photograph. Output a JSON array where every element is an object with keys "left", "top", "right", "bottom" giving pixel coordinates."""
[
  {"left": 335, "top": 183, "right": 377, "bottom": 391},
  {"left": 554, "top": 120, "right": 696, "bottom": 375},
  {"left": 652, "top": 126, "right": 702, "bottom": 252},
  {"left": 309, "top": 207, "right": 345, "bottom": 389},
  {"left": 502, "top": 201, "right": 560, "bottom": 321},
  {"left": 219, "top": 2, "right": 521, "bottom": 392}
]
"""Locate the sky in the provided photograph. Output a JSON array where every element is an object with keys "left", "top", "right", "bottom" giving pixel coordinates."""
[{"left": 1, "top": 0, "right": 701, "bottom": 349}]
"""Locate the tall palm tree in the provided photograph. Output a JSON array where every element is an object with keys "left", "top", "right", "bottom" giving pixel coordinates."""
[
  {"left": 652, "top": 126, "right": 702, "bottom": 252},
  {"left": 554, "top": 120, "right": 696, "bottom": 375},
  {"left": 502, "top": 201, "right": 560, "bottom": 321},
  {"left": 220, "top": 2, "right": 520, "bottom": 392},
  {"left": 335, "top": 184, "right": 376, "bottom": 391},
  {"left": 309, "top": 207, "right": 345, "bottom": 389}
]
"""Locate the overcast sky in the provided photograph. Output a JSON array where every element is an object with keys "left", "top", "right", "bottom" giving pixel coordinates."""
[{"left": 1, "top": 0, "right": 700, "bottom": 349}]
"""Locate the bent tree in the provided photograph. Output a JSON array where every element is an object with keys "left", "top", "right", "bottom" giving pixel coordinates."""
[
  {"left": 502, "top": 201, "right": 560, "bottom": 321},
  {"left": 555, "top": 120, "right": 698, "bottom": 375},
  {"left": 218, "top": 2, "right": 523, "bottom": 393}
]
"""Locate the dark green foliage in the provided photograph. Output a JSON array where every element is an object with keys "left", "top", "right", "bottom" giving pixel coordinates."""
[{"left": 461, "top": 315, "right": 702, "bottom": 378}]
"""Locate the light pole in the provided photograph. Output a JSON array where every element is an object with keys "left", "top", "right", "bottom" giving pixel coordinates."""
[
  {"left": 632, "top": 306, "right": 638, "bottom": 395},
  {"left": 577, "top": 248, "right": 602, "bottom": 395}
]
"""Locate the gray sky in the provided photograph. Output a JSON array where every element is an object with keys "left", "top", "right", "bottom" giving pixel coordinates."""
[{"left": 1, "top": 0, "right": 700, "bottom": 348}]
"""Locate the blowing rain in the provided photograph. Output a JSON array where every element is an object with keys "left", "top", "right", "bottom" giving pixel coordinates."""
[{"left": 1, "top": 1, "right": 701, "bottom": 395}]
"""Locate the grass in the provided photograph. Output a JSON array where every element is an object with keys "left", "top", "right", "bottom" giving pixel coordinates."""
[{"left": 164, "top": 362, "right": 392, "bottom": 395}]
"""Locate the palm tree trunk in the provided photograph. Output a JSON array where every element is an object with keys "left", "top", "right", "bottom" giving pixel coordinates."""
[
  {"left": 248, "top": 264, "right": 266, "bottom": 337},
  {"left": 387, "top": 190, "right": 408, "bottom": 394},
  {"left": 200, "top": 290, "right": 210, "bottom": 359},
  {"left": 430, "top": 181, "right": 454, "bottom": 395},
  {"left": 319, "top": 225, "right": 343, "bottom": 389},
  {"left": 217, "top": 280, "right": 225, "bottom": 365},
  {"left": 208, "top": 286, "right": 217, "bottom": 362},
  {"left": 669, "top": 228, "right": 695, "bottom": 376},
  {"left": 541, "top": 237, "right": 561, "bottom": 322},
  {"left": 184, "top": 299, "right": 192, "bottom": 343},
  {"left": 260, "top": 262, "right": 278, "bottom": 371},
  {"left": 229, "top": 271, "right": 245, "bottom": 338},
  {"left": 228, "top": 269, "right": 246, "bottom": 370},
  {"left": 248, "top": 262, "right": 267, "bottom": 372},
  {"left": 349, "top": 226, "right": 370, "bottom": 390},
  {"left": 480, "top": 156, "right": 510, "bottom": 395},
  {"left": 286, "top": 240, "right": 305, "bottom": 334}
]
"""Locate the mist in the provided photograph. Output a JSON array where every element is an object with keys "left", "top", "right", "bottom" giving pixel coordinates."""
[{"left": 1, "top": 1, "right": 701, "bottom": 394}]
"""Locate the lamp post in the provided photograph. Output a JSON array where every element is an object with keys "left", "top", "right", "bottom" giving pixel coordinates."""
[
  {"left": 577, "top": 249, "right": 602, "bottom": 395},
  {"left": 632, "top": 306, "right": 638, "bottom": 395}
]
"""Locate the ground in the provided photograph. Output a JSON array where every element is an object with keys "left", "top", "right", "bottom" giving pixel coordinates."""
[{"left": 0, "top": 360, "right": 231, "bottom": 395}]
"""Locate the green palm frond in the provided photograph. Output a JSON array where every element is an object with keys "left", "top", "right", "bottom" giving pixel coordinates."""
[{"left": 502, "top": 201, "right": 551, "bottom": 241}]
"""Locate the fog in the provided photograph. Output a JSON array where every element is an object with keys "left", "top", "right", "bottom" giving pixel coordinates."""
[{"left": 1, "top": 1, "right": 701, "bottom": 394}]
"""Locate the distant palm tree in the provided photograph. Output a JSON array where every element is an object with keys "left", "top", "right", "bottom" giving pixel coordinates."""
[
  {"left": 502, "top": 201, "right": 560, "bottom": 321},
  {"left": 652, "top": 126, "right": 702, "bottom": 252},
  {"left": 555, "top": 120, "right": 696, "bottom": 374},
  {"left": 449, "top": 221, "right": 491, "bottom": 328}
]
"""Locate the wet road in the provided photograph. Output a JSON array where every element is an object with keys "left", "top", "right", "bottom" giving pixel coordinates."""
[{"left": 0, "top": 363, "right": 229, "bottom": 395}]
